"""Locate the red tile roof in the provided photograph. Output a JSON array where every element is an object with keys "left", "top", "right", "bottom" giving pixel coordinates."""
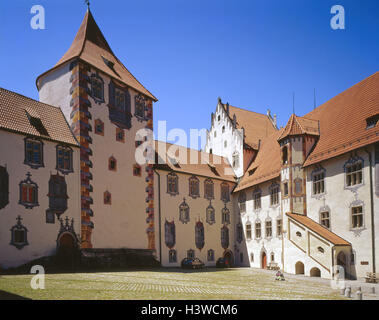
[
  {"left": 303, "top": 71, "right": 379, "bottom": 167},
  {"left": 286, "top": 212, "right": 350, "bottom": 246},
  {"left": 154, "top": 141, "right": 236, "bottom": 182},
  {"left": 278, "top": 114, "right": 319, "bottom": 142},
  {"left": 36, "top": 10, "right": 157, "bottom": 101},
  {"left": 234, "top": 129, "right": 283, "bottom": 192},
  {"left": 0, "top": 87, "right": 79, "bottom": 146},
  {"left": 226, "top": 105, "right": 278, "bottom": 149}
]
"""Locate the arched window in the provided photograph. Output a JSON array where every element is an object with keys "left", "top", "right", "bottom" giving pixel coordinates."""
[
  {"left": 10, "top": 215, "right": 28, "bottom": 250},
  {"left": 204, "top": 178, "right": 214, "bottom": 200},
  {"left": 165, "top": 220, "right": 176, "bottom": 249},
  {"left": 167, "top": 172, "right": 179, "bottom": 195},
  {"left": 221, "top": 226, "right": 229, "bottom": 249},
  {"left": 179, "top": 198, "right": 190, "bottom": 224},
  {"left": 169, "top": 249, "right": 177, "bottom": 263},
  {"left": 19, "top": 172, "right": 38, "bottom": 209},
  {"left": 0, "top": 165, "right": 9, "bottom": 209},
  {"left": 222, "top": 204, "right": 230, "bottom": 225},
  {"left": 236, "top": 222, "right": 243, "bottom": 243},
  {"left": 207, "top": 249, "right": 215, "bottom": 262},
  {"left": 195, "top": 221, "right": 205, "bottom": 250},
  {"left": 206, "top": 203, "right": 215, "bottom": 225},
  {"left": 108, "top": 156, "right": 117, "bottom": 171},
  {"left": 221, "top": 182, "right": 230, "bottom": 203},
  {"left": 189, "top": 176, "right": 200, "bottom": 198}
]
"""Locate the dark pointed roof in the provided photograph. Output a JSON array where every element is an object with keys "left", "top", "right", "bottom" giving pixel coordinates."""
[{"left": 36, "top": 10, "right": 157, "bottom": 101}]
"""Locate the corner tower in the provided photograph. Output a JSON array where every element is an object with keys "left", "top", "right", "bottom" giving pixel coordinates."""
[{"left": 36, "top": 9, "right": 157, "bottom": 251}]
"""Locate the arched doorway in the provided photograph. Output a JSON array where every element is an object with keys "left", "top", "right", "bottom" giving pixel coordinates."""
[
  {"left": 337, "top": 251, "right": 348, "bottom": 279},
  {"left": 261, "top": 252, "right": 267, "bottom": 269},
  {"left": 295, "top": 261, "right": 305, "bottom": 275},
  {"left": 310, "top": 267, "right": 321, "bottom": 277},
  {"left": 56, "top": 232, "right": 78, "bottom": 269},
  {"left": 223, "top": 250, "right": 234, "bottom": 267}
]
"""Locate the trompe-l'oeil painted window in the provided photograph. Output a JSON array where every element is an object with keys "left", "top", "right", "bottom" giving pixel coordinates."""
[
  {"left": 19, "top": 172, "right": 38, "bottom": 209},
  {"left": 24, "top": 138, "right": 43, "bottom": 169},
  {"left": 56, "top": 145, "right": 73, "bottom": 174}
]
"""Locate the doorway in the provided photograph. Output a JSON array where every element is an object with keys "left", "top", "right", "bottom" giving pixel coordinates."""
[{"left": 261, "top": 252, "right": 267, "bottom": 269}]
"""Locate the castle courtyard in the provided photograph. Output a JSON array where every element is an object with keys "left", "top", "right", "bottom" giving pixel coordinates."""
[{"left": 0, "top": 267, "right": 364, "bottom": 300}]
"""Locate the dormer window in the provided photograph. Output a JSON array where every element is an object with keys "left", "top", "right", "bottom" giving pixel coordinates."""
[{"left": 366, "top": 114, "right": 379, "bottom": 129}]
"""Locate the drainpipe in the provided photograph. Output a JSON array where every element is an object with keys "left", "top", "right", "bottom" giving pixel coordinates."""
[
  {"left": 154, "top": 169, "right": 162, "bottom": 266},
  {"left": 364, "top": 148, "right": 376, "bottom": 274}
]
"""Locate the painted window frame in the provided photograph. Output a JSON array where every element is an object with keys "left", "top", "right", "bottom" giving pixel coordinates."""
[
  {"left": 236, "top": 222, "right": 243, "bottom": 243},
  {"left": 221, "top": 225, "right": 229, "bottom": 249},
  {"left": 165, "top": 220, "right": 176, "bottom": 249},
  {"left": 188, "top": 176, "right": 200, "bottom": 199},
  {"left": 94, "top": 119, "right": 104, "bottom": 136},
  {"left": 246, "top": 222, "right": 252, "bottom": 240},
  {"left": 350, "top": 204, "right": 365, "bottom": 230},
  {"left": 56, "top": 145, "right": 74, "bottom": 174},
  {"left": 179, "top": 198, "right": 190, "bottom": 224},
  {"left": 24, "top": 137, "right": 44, "bottom": 169},
  {"left": 187, "top": 249, "right": 195, "bottom": 259},
  {"left": 134, "top": 94, "right": 146, "bottom": 121},
  {"left": 238, "top": 191, "right": 246, "bottom": 214},
  {"left": 204, "top": 178, "right": 214, "bottom": 200},
  {"left": 207, "top": 249, "right": 215, "bottom": 262},
  {"left": 320, "top": 211, "right": 331, "bottom": 229},
  {"left": 222, "top": 205, "right": 230, "bottom": 225},
  {"left": 312, "top": 167, "right": 326, "bottom": 196},
  {"left": 167, "top": 172, "right": 179, "bottom": 196},
  {"left": 255, "top": 221, "right": 262, "bottom": 239},
  {"left": 10, "top": 216, "right": 29, "bottom": 250},
  {"left": 47, "top": 173, "right": 68, "bottom": 218},
  {"left": 116, "top": 127, "right": 125, "bottom": 143},
  {"left": 220, "top": 182, "right": 230, "bottom": 203},
  {"left": 265, "top": 219, "right": 272, "bottom": 238},
  {"left": 108, "top": 156, "right": 117, "bottom": 172},
  {"left": 344, "top": 156, "right": 364, "bottom": 189},
  {"left": 169, "top": 249, "right": 177, "bottom": 263},
  {"left": 195, "top": 221, "right": 205, "bottom": 250},
  {"left": 19, "top": 172, "right": 39, "bottom": 209},
  {"left": 90, "top": 73, "right": 104, "bottom": 103},
  {"left": 206, "top": 202, "right": 215, "bottom": 225}
]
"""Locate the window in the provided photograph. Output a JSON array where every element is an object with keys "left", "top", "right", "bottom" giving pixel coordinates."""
[
  {"left": 104, "top": 191, "right": 111, "bottom": 205},
  {"left": 238, "top": 192, "right": 246, "bottom": 214},
  {"left": 187, "top": 249, "right": 195, "bottom": 259},
  {"left": 250, "top": 253, "right": 254, "bottom": 262},
  {"left": 221, "top": 182, "right": 230, "bottom": 203},
  {"left": 246, "top": 223, "right": 252, "bottom": 240},
  {"left": 116, "top": 128, "right": 125, "bottom": 142},
  {"left": 224, "top": 140, "right": 227, "bottom": 148},
  {"left": 296, "top": 231, "right": 302, "bottom": 237},
  {"left": 270, "top": 183, "right": 280, "bottom": 206},
  {"left": 218, "top": 115, "right": 221, "bottom": 122},
  {"left": 271, "top": 253, "right": 275, "bottom": 262},
  {"left": 255, "top": 222, "right": 261, "bottom": 239},
  {"left": 294, "top": 178, "right": 302, "bottom": 195},
  {"left": 253, "top": 189, "right": 261, "bottom": 210},
  {"left": 0, "top": 165, "right": 9, "bottom": 209},
  {"left": 169, "top": 249, "right": 177, "bottom": 263},
  {"left": 283, "top": 182, "right": 289, "bottom": 197},
  {"left": 207, "top": 249, "right": 215, "bottom": 262},
  {"left": 46, "top": 173, "right": 68, "bottom": 218},
  {"left": 95, "top": 119, "right": 104, "bottom": 136},
  {"left": 222, "top": 126, "right": 225, "bottom": 133},
  {"left": 346, "top": 160, "right": 363, "bottom": 187},
  {"left": 179, "top": 198, "right": 190, "bottom": 224},
  {"left": 214, "top": 131, "right": 217, "bottom": 138},
  {"left": 167, "top": 172, "right": 179, "bottom": 195},
  {"left": 240, "top": 252, "right": 244, "bottom": 263},
  {"left": 206, "top": 203, "right": 215, "bottom": 225},
  {"left": 165, "top": 220, "right": 176, "bottom": 249},
  {"left": 232, "top": 152, "right": 239, "bottom": 169},
  {"left": 265, "top": 220, "right": 272, "bottom": 238},
  {"left": 282, "top": 146, "right": 288, "bottom": 164},
  {"left": 320, "top": 211, "right": 330, "bottom": 229},
  {"left": 317, "top": 246, "right": 325, "bottom": 254},
  {"left": 24, "top": 138, "right": 43, "bottom": 168},
  {"left": 108, "top": 81, "right": 131, "bottom": 129},
  {"left": 366, "top": 114, "right": 379, "bottom": 129},
  {"left": 109, "top": 156, "right": 117, "bottom": 171},
  {"left": 351, "top": 206, "right": 363, "bottom": 229},
  {"left": 10, "top": 216, "right": 28, "bottom": 250},
  {"left": 204, "top": 179, "right": 214, "bottom": 200},
  {"left": 189, "top": 176, "right": 200, "bottom": 198},
  {"left": 222, "top": 205, "right": 230, "bottom": 225},
  {"left": 277, "top": 219, "right": 282, "bottom": 237},
  {"left": 195, "top": 221, "right": 205, "bottom": 250},
  {"left": 135, "top": 95, "right": 146, "bottom": 119},
  {"left": 133, "top": 164, "right": 141, "bottom": 177},
  {"left": 56, "top": 145, "right": 73, "bottom": 174},
  {"left": 313, "top": 170, "right": 325, "bottom": 195},
  {"left": 91, "top": 74, "right": 104, "bottom": 102},
  {"left": 236, "top": 222, "right": 243, "bottom": 243},
  {"left": 19, "top": 172, "right": 38, "bottom": 209},
  {"left": 221, "top": 226, "right": 229, "bottom": 249}
]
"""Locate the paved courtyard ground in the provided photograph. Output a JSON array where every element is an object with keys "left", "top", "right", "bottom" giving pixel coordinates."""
[{"left": 0, "top": 267, "right": 359, "bottom": 300}]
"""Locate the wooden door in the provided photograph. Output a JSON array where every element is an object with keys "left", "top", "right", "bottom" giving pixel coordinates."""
[{"left": 262, "top": 252, "right": 267, "bottom": 269}]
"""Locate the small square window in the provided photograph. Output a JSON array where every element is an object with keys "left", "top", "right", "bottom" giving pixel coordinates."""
[{"left": 116, "top": 128, "right": 125, "bottom": 142}]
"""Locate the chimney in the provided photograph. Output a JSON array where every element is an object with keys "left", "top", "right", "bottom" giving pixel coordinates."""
[{"left": 273, "top": 114, "right": 277, "bottom": 128}]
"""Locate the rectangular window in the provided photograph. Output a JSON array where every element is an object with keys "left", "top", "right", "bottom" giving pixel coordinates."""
[
  {"left": 320, "top": 211, "right": 330, "bottom": 229},
  {"left": 115, "top": 88, "right": 126, "bottom": 110},
  {"left": 246, "top": 224, "right": 252, "bottom": 240},
  {"left": 270, "top": 185, "right": 279, "bottom": 206},
  {"left": 25, "top": 139, "right": 43, "bottom": 166},
  {"left": 255, "top": 223, "right": 261, "bottom": 239},
  {"left": 277, "top": 219, "right": 282, "bottom": 236},
  {"left": 207, "top": 250, "right": 214, "bottom": 262},
  {"left": 283, "top": 182, "right": 289, "bottom": 197},
  {"left": 21, "top": 184, "right": 36, "bottom": 204},
  {"left": 169, "top": 250, "right": 177, "bottom": 263},
  {"left": 254, "top": 192, "right": 261, "bottom": 210},
  {"left": 221, "top": 183, "right": 230, "bottom": 202},
  {"left": 265, "top": 221, "right": 272, "bottom": 238},
  {"left": 116, "top": 128, "right": 125, "bottom": 142},
  {"left": 351, "top": 206, "right": 363, "bottom": 229},
  {"left": 313, "top": 172, "right": 325, "bottom": 195},
  {"left": 57, "top": 146, "right": 73, "bottom": 172},
  {"left": 346, "top": 162, "right": 363, "bottom": 186}
]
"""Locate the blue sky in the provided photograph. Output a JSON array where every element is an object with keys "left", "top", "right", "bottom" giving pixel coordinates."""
[{"left": 0, "top": 0, "right": 378, "bottom": 148}]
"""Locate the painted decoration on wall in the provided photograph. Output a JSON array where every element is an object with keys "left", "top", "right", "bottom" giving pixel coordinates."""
[
  {"left": 10, "top": 215, "right": 28, "bottom": 250},
  {"left": 206, "top": 202, "right": 215, "bottom": 225},
  {"left": 164, "top": 220, "right": 176, "bottom": 249},
  {"left": 19, "top": 172, "right": 39, "bottom": 209},
  {"left": 46, "top": 172, "right": 68, "bottom": 219},
  {"left": 195, "top": 221, "right": 205, "bottom": 250},
  {"left": 179, "top": 198, "right": 190, "bottom": 224},
  {"left": 221, "top": 225, "right": 229, "bottom": 249}
]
